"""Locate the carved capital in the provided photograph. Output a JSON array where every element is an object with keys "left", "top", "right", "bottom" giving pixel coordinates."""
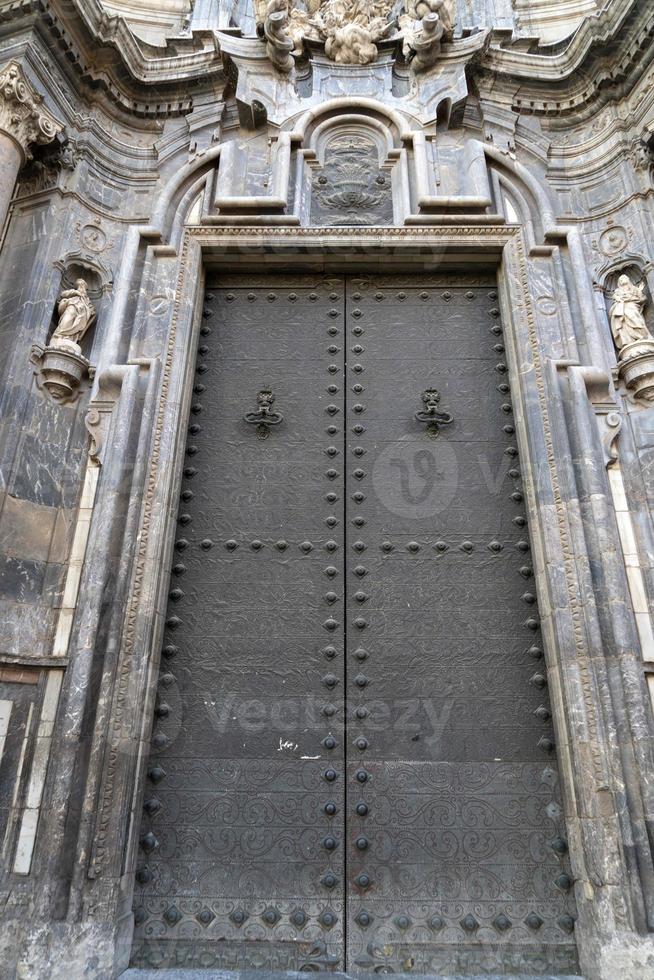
[{"left": 0, "top": 61, "right": 63, "bottom": 162}]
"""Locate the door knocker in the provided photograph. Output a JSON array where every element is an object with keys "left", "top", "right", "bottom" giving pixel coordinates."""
[
  {"left": 415, "top": 388, "right": 454, "bottom": 437},
  {"left": 244, "top": 388, "right": 284, "bottom": 439}
]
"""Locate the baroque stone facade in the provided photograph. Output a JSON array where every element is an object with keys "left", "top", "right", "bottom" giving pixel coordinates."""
[{"left": 1, "top": 1, "right": 654, "bottom": 978}]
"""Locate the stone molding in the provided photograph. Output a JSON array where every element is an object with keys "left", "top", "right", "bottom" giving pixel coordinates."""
[
  {"left": 0, "top": 61, "right": 62, "bottom": 161},
  {"left": 0, "top": 0, "right": 649, "bottom": 120}
]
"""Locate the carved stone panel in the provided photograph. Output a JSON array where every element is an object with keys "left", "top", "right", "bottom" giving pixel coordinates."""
[{"left": 310, "top": 135, "right": 394, "bottom": 227}]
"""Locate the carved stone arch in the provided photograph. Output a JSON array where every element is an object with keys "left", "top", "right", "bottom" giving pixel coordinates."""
[
  {"left": 284, "top": 98, "right": 413, "bottom": 225},
  {"left": 152, "top": 144, "right": 223, "bottom": 239},
  {"left": 53, "top": 252, "right": 113, "bottom": 298},
  {"left": 598, "top": 254, "right": 652, "bottom": 293},
  {"left": 287, "top": 96, "right": 415, "bottom": 145},
  {"left": 170, "top": 171, "right": 214, "bottom": 249},
  {"left": 309, "top": 114, "right": 397, "bottom": 164},
  {"left": 487, "top": 157, "right": 546, "bottom": 247}
]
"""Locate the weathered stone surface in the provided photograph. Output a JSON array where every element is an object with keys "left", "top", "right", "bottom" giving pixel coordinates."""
[{"left": 121, "top": 973, "right": 584, "bottom": 980}]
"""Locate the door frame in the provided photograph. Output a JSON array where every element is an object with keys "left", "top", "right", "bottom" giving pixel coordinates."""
[{"left": 69, "top": 225, "right": 654, "bottom": 977}]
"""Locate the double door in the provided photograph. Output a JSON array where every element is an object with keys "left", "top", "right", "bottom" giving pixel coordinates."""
[{"left": 131, "top": 274, "right": 578, "bottom": 975}]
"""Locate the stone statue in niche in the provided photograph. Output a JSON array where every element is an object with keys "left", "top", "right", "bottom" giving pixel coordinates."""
[
  {"left": 256, "top": 0, "right": 454, "bottom": 67},
  {"left": 30, "top": 278, "right": 96, "bottom": 404},
  {"left": 52, "top": 278, "right": 97, "bottom": 349},
  {"left": 310, "top": 134, "right": 393, "bottom": 226},
  {"left": 610, "top": 272, "right": 654, "bottom": 403}
]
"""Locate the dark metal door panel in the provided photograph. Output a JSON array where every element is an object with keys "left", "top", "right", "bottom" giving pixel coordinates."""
[
  {"left": 343, "top": 277, "right": 578, "bottom": 975},
  {"left": 131, "top": 276, "right": 347, "bottom": 973},
  {"left": 132, "top": 272, "right": 577, "bottom": 977}
]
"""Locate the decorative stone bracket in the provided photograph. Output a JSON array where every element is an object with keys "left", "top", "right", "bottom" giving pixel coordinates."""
[
  {"left": 617, "top": 338, "right": 654, "bottom": 403},
  {"left": 85, "top": 360, "right": 153, "bottom": 464},
  {"left": 30, "top": 340, "right": 94, "bottom": 406},
  {"left": 568, "top": 363, "right": 622, "bottom": 468}
]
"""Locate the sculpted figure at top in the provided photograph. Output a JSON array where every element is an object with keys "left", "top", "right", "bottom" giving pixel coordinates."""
[
  {"left": 52, "top": 278, "right": 96, "bottom": 350},
  {"left": 404, "top": 0, "right": 453, "bottom": 30},
  {"left": 609, "top": 274, "right": 652, "bottom": 350},
  {"left": 259, "top": 0, "right": 455, "bottom": 67}
]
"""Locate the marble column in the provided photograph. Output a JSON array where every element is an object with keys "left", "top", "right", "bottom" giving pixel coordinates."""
[{"left": 0, "top": 61, "right": 62, "bottom": 231}]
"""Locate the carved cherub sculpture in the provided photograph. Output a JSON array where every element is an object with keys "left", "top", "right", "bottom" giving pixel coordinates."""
[
  {"left": 312, "top": 0, "right": 395, "bottom": 66},
  {"left": 52, "top": 278, "right": 96, "bottom": 351},
  {"left": 609, "top": 274, "right": 652, "bottom": 351}
]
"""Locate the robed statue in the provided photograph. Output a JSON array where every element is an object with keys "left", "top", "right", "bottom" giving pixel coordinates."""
[
  {"left": 609, "top": 274, "right": 651, "bottom": 350},
  {"left": 52, "top": 278, "right": 96, "bottom": 349}
]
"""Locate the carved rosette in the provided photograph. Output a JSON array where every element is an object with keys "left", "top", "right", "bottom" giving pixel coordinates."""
[{"left": 0, "top": 61, "right": 63, "bottom": 161}]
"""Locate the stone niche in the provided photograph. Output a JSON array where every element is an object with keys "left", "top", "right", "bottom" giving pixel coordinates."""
[
  {"left": 30, "top": 261, "right": 105, "bottom": 406},
  {"left": 309, "top": 131, "right": 394, "bottom": 226}
]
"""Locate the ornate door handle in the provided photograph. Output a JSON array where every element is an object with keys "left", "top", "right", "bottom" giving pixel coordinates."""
[
  {"left": 415, "top": 388, "right": 454, "bottom": 437},
  {"left": 244, "top": 388, "right": 284, "bottom": 439}
]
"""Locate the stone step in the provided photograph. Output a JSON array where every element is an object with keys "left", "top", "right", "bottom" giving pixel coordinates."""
[{"left": 121, "top": 971, "right": 585, "bottom": 980}]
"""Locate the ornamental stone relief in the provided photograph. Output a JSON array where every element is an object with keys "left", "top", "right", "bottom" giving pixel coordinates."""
[
  {"left": 259, "top": 0, "right": 455, "bottom": 68},
  {"left": 310, "top": 133, "right": 394, "bottom": 225}
]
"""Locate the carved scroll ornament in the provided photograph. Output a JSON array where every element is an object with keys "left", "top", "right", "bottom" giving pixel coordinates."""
[{"left": 0, "top": 61, "right": 62, "bottom": 161}]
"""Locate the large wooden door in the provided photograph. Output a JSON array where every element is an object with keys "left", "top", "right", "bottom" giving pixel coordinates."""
[{"left": 130, "top": 274, "right": 578, "bottom": 975}]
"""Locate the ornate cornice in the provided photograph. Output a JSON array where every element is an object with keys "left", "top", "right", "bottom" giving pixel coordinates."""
[
  {"left": 0, "top": 0, "right": 650, "bottom": 122},
  {"left": 43, "top": 0, "right": 222, "bottom": 111},
  {"left": 0, "top": 60, "right": 62, "bottom": 159},
  {"left": 482, "top": 0, "right": 654, "bottom": 117}
]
